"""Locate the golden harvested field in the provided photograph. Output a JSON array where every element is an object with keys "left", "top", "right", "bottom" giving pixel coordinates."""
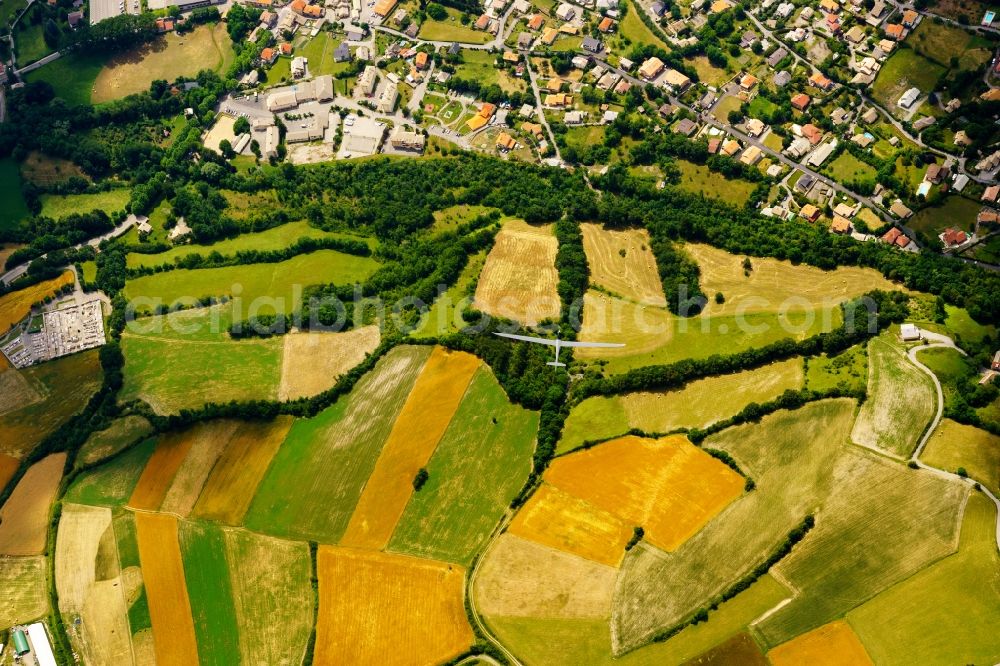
[
  {"left": 577, "top": 290, "right": 675, "bottom": 358},
  {"left": 341, "top": 347, "right": 480, "bottom": 549},
  {"left": 621, "top": 359, "right": 804, "bottom": 433},
  {"left": 545, "top": 435, "right": 744, "bottom": 551},
  {"left": 0, "top": 453, "right": 65, "bottom": 555},
  {"left": 0, "top": 270, "right": 73, "bottom": 332},
  {"left": 0, "top": 452, "right": 18, "bottom": 491},
  {"left": 191, "top": 418, "right": 293, "bottom": 525},
  {"left": 580, "top": 223, "right": 666, "bottom": 306},
  {"left": 55, "top": 504, "right": 132, "bottom": 666},
  {"left": 278, "top": 325, "right": 381, "bottom": 400},
  {"left": 508, "top": 483, "right": 633, "bottom": 567},
  {"left": 686, "top": 244, "right": 900, "bottom": 317},
  {"left": 475, "top": 533, "right": 617, "bottom": 619},
  {"left": 0, "top": 555, "right": 48, "bottom": 629},
  {"left": 158, "top": 421, "right": 239, "bottom": 517},
  {"left": 316, "top": 546, "right": 474, "bottom": 666},
  {"left": 224, "top": 529, "right": 313, "bottom": 666},
  {"left": 134, "top": 512, "right": 199, "bottom": 666},
  {"left": 474, "top": 220, "right": 560, "bottom": 325},
  {"left": 127, "top": 431, "right": 195, "bottom": 511},
  {"left": 768, "top": 621, "right": 874, "bottom": 666}
]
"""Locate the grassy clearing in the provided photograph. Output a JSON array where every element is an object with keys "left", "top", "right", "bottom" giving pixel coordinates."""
[
  {"left": 341, "top": 348, "right": 481, "bottom": 550},
  {"left": 871, "top": 50, "right": 945, "bottom": 114},
  {"left": 123, "top": 249, "right": 379, "bottom": 314},
  {"left": 15, "top": 22, "right": 53, "bottom": 65},
  {"left": 125, "top": 221, "right": 362, "bottom": 269},
  {"left": 921, "top": 419, "right": 999, "bottom": 495},
  {"left": 120, "top": 305, "right": 283, "bottom": 413},
  {"left": 39, "top": 189, "right": 130, "bottom": 219},
  {"left": 419, "top": 8, "right": 490, "bottom": 43},
  {"left": 93, "top": 23, "right": 235, "bottom": 103},
  {"left": 804, "top": 343, "right": 868, "bottom": 393},
  {"left": 65, "top": 437, "right": 157, "bottom": 507},
  {"left": 245, "top": 345, "right": 430, "bottom": 543},
  {"left": 0, "top": 556, "right": 48, "bottom": 629},
  {"left": 486, "top": 574, "right": 788, "bottom": 665},
  {"left": 674, "top": 161, "right": 756, "bottom": 206},
  {"left": 0, "top": 158, "right": 31, "bottom": 233},
  {"left": 851, "top": 336, "right": 936, "bottom": 458},
  {"left": 179, "top": 521, "right": 241, "bottom": 666},
  {"left": 559, "top": 359, "right": 803, "bottom": 453},
  {"left": 411, "top": 249, "right": 486, "bottom": 338},
  {"left": 825, "top": 152, "right": 876, "bottom": 183},
  {"left": 909, "top": 195, "right": 980, "bottom": 236},
  {"left": 611, "top": 401, "right": 856, "bottom": 652},
  {"left": 619, "top": 0, "right": 671, "bottom": 51},
  {"left": 576, "top": 290, "right": 838, "bottom": 375},
  {"left": 908, "top": 19, "right": 974, "bottom": 67},
  {"left": 847, "top": 493, "right": 1000, "bottom": 666},
  {"left": 24, "top": 51, "right": 106, "bottom": 107},
  {"left": 224, "top": 529, "right": 313, "bottom": 666},
  {"left": 20, "top": 151, "right": 87, "bottom": 187},
  {"left": 77, "top": 415, "right": 154, "bottom": 467},
  {"left": 388, "top": 366, "right": 538, "bottom": 565}
]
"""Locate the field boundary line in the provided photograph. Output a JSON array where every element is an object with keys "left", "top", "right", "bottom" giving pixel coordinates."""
[
  {"left": 110, "top": 512, "right": 139, "bottom": 666},
  {"left": 467, "top": 512, "right": 525, "bottom": 666}
]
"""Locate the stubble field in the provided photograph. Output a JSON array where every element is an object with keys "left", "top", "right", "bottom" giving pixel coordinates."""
[{"left": 474, "top": 220, "right": 560, "bottom": 325}]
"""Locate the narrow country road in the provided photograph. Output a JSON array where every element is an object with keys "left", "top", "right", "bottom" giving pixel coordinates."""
[{"left": 907, "top": 329, "right": 1000, "bottom": 549}]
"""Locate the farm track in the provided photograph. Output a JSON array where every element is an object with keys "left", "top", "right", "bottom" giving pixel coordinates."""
[{"left": 908, "top": 329, "right": 1000, "bottom": 549}]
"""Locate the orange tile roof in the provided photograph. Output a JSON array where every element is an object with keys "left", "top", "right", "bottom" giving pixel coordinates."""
[
  {"left": 527, "top": 14, "right": 544, "bottom": 29},
  {"left": 479, "top": 102, "right": 496, "bottom": 118},
  {"left": 599, "top": 17, "right": 614, "bottom": 32},
  {"left": 415, "top": 51, "right": 428, "bottom": 69},
  {"left": 373, "top": 0, "right": 397, "bottom": 16}
]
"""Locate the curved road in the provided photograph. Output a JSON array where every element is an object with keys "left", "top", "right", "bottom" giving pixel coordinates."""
[{"left": 907, "top": 329, "right": 1000, "bottom": 549}]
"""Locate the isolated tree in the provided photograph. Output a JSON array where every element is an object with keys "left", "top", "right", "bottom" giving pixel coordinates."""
[{"left": 233, "top": 116, "right": 251, "bottom": 135}]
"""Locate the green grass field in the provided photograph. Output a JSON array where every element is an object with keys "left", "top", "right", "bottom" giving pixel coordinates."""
[
  {"left": 244, "top": 345, "right": 430, "bottom": 543},
  {"left": 123, "top": 249, "right": 379, "bottom": 314},
  {"left": 179, "top": 521, "right": 241, "bottom": 666},
  {"left": 559, "top": 360, "right": 804, "bottom": 453},
  {"left": 125, "top": 221, "right": 367, "bottom": 269},
  {"left": 618, "top": 0, "right": 670, "bottom": 51},
  {"left": 64, "top": 438, "right": 157, "bottom": 507},
  {"left": 411, "top": 250, "right": 487, "bottom": 338},
  {"left": 15, "top": 22, "right": 53, "bottom": 65},
  {"left": 388, "top": 367, "right": 538, "bottom": 565},
  {"left": 916, "top": 345, "right": 970, "bottom": 407},
  {"left": 80, "top": 261, "right": 97, "bottom": 284},
  {"left": 909, "top": 195, "right": 980, "bottom": 236},
  {"left": 0, "top": 158, "right": 31, "bottom": 232},
  {"left": 848, "top": 493, "right": 1000, "bottom": 666},
  {"left": 24, "top": 52, "right": 107, "bottom": 107},
  {"left": 675, "top": 161, "right": 757, "bottom": 207},
  {"left": 419, "top": 8, "right": 490, "bottom": 44},
  {"left": 804, "top": 343, "right": 867, "bottom": 393},
  {"left": 851, "top": 336, "right": 936, "bottom": 458},
  {"left": 39, "top": 189, "right": 130, "bottom": 219},
  {"left": 921, "top": 419, "right": 999, "bottom": 494},
  {"left": 612, "top": 400, "right": 859, "bottom": 652},
  {"left": 77, "top": 415, "right": 154, "bottom": 467},
  {"left": 871, "top": 50, "right": 945, "bottom": 116},
  {"left": 825, "top": 152, "right": 876, "bottom": 183},
  {"left": 489, "top": 575, "right": 787, "bottom": 666},
  {"left": 908, "top": 19, "right": 974, "bottom": 67}
]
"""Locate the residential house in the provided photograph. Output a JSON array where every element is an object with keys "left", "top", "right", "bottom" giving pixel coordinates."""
[
  {"left": 522, "top": 122, "right": 544, "bottom": 139},
  {"left": 545, "top": 93, "right": 572, "bottom": 106},
  {"left": 527, "top": 14, "right": 545, "bottom": 30},
  {"left": 833, "top": 202, "right": 855, "bottom": 218},
  {"left": 334, "top": 42, "right": 351, "bottom": 62},
  {"left": 261, "top": 47, "right": 278, "bottom": 65},
  {"left": 260, "top": 10, "right": 277, "bottom": 26},
  {"left": 912, "top": 116, "right": 935, "bottom": 131},
  {"left": 619, "top": 57, "right": 634, "bottom": 71},
  {"left": 890, "top": 200, "right": 913, "bottom": 218},
  {"left": 766, "top": 47, "right": 788, "bottom": 67},
  {"left": 658, "top": 103, "right": 676, "bottom": 119},
  {"left": 739, "top": 74, "right": 759, "bottom": 91},
  {"left": 800, "top": 204, "right": 821, "bottom": 222},
  {"left": 808, "top": 71, "right": 834, "bottom": 91},
  {"left": 819, "top": 0, "right": 838, "bottom": 13},
  {"left": 518, "top": 32, "right": 534, "bottom": 48},
  {"left": 475, "top": 13, "right": 490, "bottom": 29},
  {"left": 663, "top": 69, "right": 691, "bottom": 91},
  {"left": 831, "top": 215, "right": 851, "bottom": 234},
  {"left": 877, "top": 38, "right": 895, "bottom": 53},
  {"left": 801, "top": 123, "right": 823, "bottom": 145},
  {"left": 861, "top": 107, "right": 878, "bottom": 123},
  {"left": 280, "top": 42, "right": 293, "bottom": 56},
  {"left": 357, "top": 65, "right": 378, "bottom": 96},
  {"left": 786, "top": 136, "right": 811, "bottom": 158},
  {"left": 67, "top": 10, "right": 83, "bottom": 26},
  {"left": 556, "top": 2, "right": 575, "bottom": 19},
  {"left": 885, "top": 23, "right": 905, "bottom": 40},
  {"left": 639, "top": 57, "right": 665, "bottom": 80},
  {"left": 497, "top": 132, "right": 517, "bottom": 151},
  {"left": 415, "top": 51, "right": 429, "bottom": 69},
  {"left": 830, "top": 107, "right": 849, "bottom": 125},
  {"left": 674, "top": 118, "right": 698, "bottom": 136},
  {"left": 795, "top": 173, "right": 815, "bottom": 193},
  {"left": 740, "top": 30, "right": 758, "bottom": 48},
  {"left": 740, "top": 145, "right": 762, "bottom": 165},
  {"left": 791, "top": 93, "right": 810, "bottom": 110},
  {"left": 939, "top": 227, "right": 968, "bottom": 247},
  {"left": 901, "top": 9, "right": 918, "bottom": 27},
  {"left": 844, "top": 25, "right": 864, "bottom": 43},
  {"left": 953, "top": 130, "right": 971, "bottom": 147},
  {"left": 391, "top": 129, "right": 426, "bottom": 152},
  {"left": 721, "top": 139, "right": 741, "bottom": 156},
  {"left": 373, "top": 0, "right": 397, "bottom": 16},
  {"left": 582, "top": 36, "right": 602, "bottom": 52},
  {"left": 377, "top": 84, "right": 398, "bottom": 113},
  {"left": 881, "top": 227, "right": 911, "bottom": 248},
  {"left": 708, "top": 138, "right": 721, "bottom": 154},
  {"left": 773, "top": 71, "right": 792, "bottom": 87},
  {"left": 745, "top": 118, "right": 765, "bottom": 136},
  {"left": 897, "top": 87, "right": 920, "bottom": 108},
  {"left": 599, "top": 17, "right": 615, "bottom": 32},
  {"left": 565, "top": 110, "right": 586, "bottom": 124},
  {"left": 541, "top": 27, "right": 559, "bottom": 44},
  {"left": 982, "top": 185, "right": 1000, "bottom": 202},
  {"left": 291, "top": 56, "right": 308, "bottom": 78}
]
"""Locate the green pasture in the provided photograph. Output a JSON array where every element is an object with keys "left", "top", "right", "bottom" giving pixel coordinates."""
[
  {"left": 123, "top": 249, "right": 379, "bottom": 314},
  {"left": 675, "top": 161, "right": 757, "bottom": 207},
  {"left": 126, "top": 221, "right": 369, "bottom": 269},
  {"left": 871, "top": 50, "right": 945, "bottom": 116},
  {"left": 909, "top": 195, "right": 980, "bottom": 237},
  {"left": 77, "top": 415, "right": 154, "bottom": 467},
  {"left": 39, "top": 189, "right": 130, "bottom": 219},
  {"left": 922, "top": 419, "right": 999, "bottom": 495},
  {"left": 411, "top": 250, "right": 487, "bottom": 338},
  {"left": 804, "top": 343, "right": 867, "bottom": 393},
  {"left": 244, "top": 345, "right": 430, "bottom": 543},
  {"left": 179, "top": 522, "right": 241, "bottom": 666},
  {"left": 848, "top": 493, "right": 1000, "bottom": 666},
  {"left": 419, "top": 8, "right": 490, "bottom": 44},
  {"left": 64, "top": 438, "right": 156, "bottom": 507},
  {"left": 23, "top": 52, "right": 102, "bottom": 107},
  {"left": 0, "top": 158, "right": 30, "bottom": 232},
  {"left": 388, "top": 367, "right": 538, "bottom": 564}
]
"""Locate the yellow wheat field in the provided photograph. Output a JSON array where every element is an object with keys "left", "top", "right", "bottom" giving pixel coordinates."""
[
  {"left": 159, "top": 420, "right": 239, "bottom": 517},
  {"left": 340, "top": 347, "right": 480, "bottom": 549},
  {"left": 580, "top": 223, "right": 666, "bottom": 306},
  {"left": 127, "top": 430, "right": 196, "bottom": 511},
  {"left": 545, "top": 435, "right": 744, "bottom": 551},
  {"left": 0, "top": 453, "right": 66, "bottom": 555},
  {"left": 316, "top": 546, "right": 474, "bottom": 665},
  {"left": 278, "top": 325, "right": 381, "bottom": 400},
  {"left": 0, "top": 271, "right": 74, "bottom": 332},
  {"left": 768, "top": 620, "right": 874, "bottom": 666},
  {"left": 474, "top": 220, "right": 560, "bottom": 325},
  {"left": 507, "top": 483, "right": 633, "bottom": 566},
  {"left": 135, "top": 513, "right": 199, "bottom": 666}
]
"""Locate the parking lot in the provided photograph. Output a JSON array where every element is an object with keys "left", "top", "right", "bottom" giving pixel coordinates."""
[{"left": 89, "top": 0, "right": 123, "bottom": 25}]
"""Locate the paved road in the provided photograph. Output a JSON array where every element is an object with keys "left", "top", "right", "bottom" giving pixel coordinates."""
[
  {"left": 523, "top": 57, "right": 561, "bottom": 162},
  {"left": 908, "top": 329, "right": 1000, "bottom": 549}
]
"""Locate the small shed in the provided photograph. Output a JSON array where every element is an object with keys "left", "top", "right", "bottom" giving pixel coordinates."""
[{"left": 900, "top": 323, "right": 921, "bottom": 341}]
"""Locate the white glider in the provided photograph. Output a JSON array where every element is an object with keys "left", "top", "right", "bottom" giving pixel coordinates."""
[{"left": 494, "top": 332, "right": 625, "bottom": 367}]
